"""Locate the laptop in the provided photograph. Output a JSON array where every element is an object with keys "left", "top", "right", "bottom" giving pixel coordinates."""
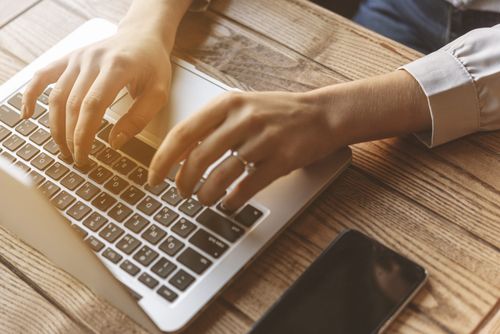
[{"left": 0, "top": 19, "right": 351, "bottom": 333}]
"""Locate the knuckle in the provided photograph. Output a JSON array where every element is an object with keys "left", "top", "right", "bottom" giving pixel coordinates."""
[
  {"left": 126, "top": 114, "right": 149, "bottom": 132},
  {"left": 170, "top": 125, "right": 189, "bottom": 142},
  {"left": 81, "top": 94, "right": 103, "bottom": 111},
  {"left": 220, "top": 91, "right": 243, "bottom": 108},
  {"left": 66, "top": 95, "right": 82, "bottom": 115},
  {"left": 188, "top": 148, "right": 209, "bottom": 171},
  {"left": 49, "top": 88, "right": 66, "bottom": 107},
  {"left": 109, "top": 54, "right": 131, "bottom": 70}
]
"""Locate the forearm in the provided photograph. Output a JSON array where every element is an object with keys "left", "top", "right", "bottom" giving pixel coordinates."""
[
  {"left": 308, "top": 70, "right": 431, "bottom": 148},
  {"left": 119, "top": 0, "right": 193, "bottom": 51}
]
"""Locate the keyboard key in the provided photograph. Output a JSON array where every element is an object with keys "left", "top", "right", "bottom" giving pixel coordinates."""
[
  {"left": 104, "top": 175, "right": 128, "bottom": 195},
  {"left": 7, "top": 93, "right": 23, "bottom": 111},
  {"left": 116, "top": 234, "right": 141, "bottom": 255},
  {"left": 235, "top": 205, "right": 263, "bottom": 227},
  {"left": 51, "top": 191, "right": 75, "bottom": 210},
  {"left": 89, "top": 166, "right": 112, "bottom": 184},
  {"left": 29, "top": 128, "right": 50, "bottom": 145},
  {"left": 102, "top": 248, "right": 122, "bottom": 264},
  {"left": 83, "top": 212, "right": 108, "bottom": 232},
  {"left": 14, "top": 160, "right": 30, "bottom": 173},
  {"left": 0, "top": 125, "right": 9, "bottom": 142},
  {"left": 15, "top": 120, "right": 37, "bottom": 136},
  {"left": 169, "top": 269, "right": 195, "bottom": 291},
  {"left": 0, "top": 105, "right": 21, "bottom": 127},
  {"left": 133, "top": 245, "right": 158, "bottom": 266},
  {"left": 60, "top": 172, "right": 84, "bottom": 191},
  {"left": 108, "top": 203, "right": 133, "bottom": 222},
  {"left": 179, "top": 198, "right": 203, "bottom": 217},
  {"left": 74, "top": 160, "right": 96, "bottom": 174},
  {"left": 76, "top": 182, "right": 100, "bottom": 201},
  {"left": 161, "top": 187, "right": 183, "bottom": 207},
  {"left": 86, "top": 236, "right": 105, "bottom": 252},
  {"left": 38, "top": 94, "right": 49, "bottom": 105},
  {"left": 190, "top": 229, "right": 229, "bottom": 259},
  {"left": 129, "top": 167, "right": 148, "bottom": 186},
  {"left": 124, "top": 214, "right": 149, "bottom": 234},
  {"left": 112, "top": 157, "right": 137, "bottom": 175},
  {"left": 142, "top": 224, "right": 167, "bottom": 245},
  {"left": 43, "top": 139, "right": 59, "bottom": 155},
  {"left": 43, "top": 87, "right": 53, "bottom": 97},
  {"left": 154, "top": 207, "right": 178, "bottom": 227},
  {"left": 171, "top": 218, "right": 196, "bottom": 238},
  {"left": 178, "top": 248, "right": 212, "bottom": 275},
  {"left": 120, "top": 260, "right": 140, "bottom": 277},
  {"left": 151, "top": 258, "right": 176, "bottom": 279},
  {"left": 90, "top": 139, "right": 104, "bottom": 156},
  {"left": 137, "top": 196, "right": 161, "bottom": 216},
  {"left": 159, "top": 236, "right": 184, "bottom": 257},
  {"left": 31, "top": 152, "right": 54, "bottom": 170},
  {"left": 29, "top": 170, "right": 45, "bottom": 185},
  {"left": 99, "top": 222, "right": 124, "bottom": 243},
  {"left": 38, "top": 113, "right": 50, "bottom": 128},
  {"left": 39, "top": 180, "right": 60, "bottom": 198},
  {"left": 3, "top": 134, "right": 25, "bottom": 151},
  {"left": 1, "top": 151, "right": 15, "bottom": 163},
  {"left": 157, "top": 285, "right": 178, "bottom": 302},
  {"left": 16, "top": 143, "right": 39, "bottom": 161},
  {"left": 71, "top": 224, "right": 88, "bottom": 239},
  {"left": 92, "top": 192, "right": 117, "bottom": 211},
  {"left": 196, "top": 209, "right": 244, "bottom": 243},
  {"left": 32, "top": 104, "right": 46, "bottom": 119},
  {"left": 138, "top": 272, "right": 159, "bottom": 289},
  {"left": 66, "top": 201, "right": 91, "bottom": 221},
  {"left": 96, "top": 147, "right": 121, "bottom": 165},
  {"left": 145, "top": 182, "right": 168, "bottom": 196},
  {"left": 120, "top": 185, "right": 145, "bottom": 205},
  {"left": 46, "top": 162, "right": 69, "bottom": 180}
]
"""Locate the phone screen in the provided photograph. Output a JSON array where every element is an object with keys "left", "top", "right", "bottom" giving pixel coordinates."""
[{"left": 250, "top": 229, "right": 427, "bottom": 334}]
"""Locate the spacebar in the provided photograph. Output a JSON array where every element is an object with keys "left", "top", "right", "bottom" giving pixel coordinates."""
[{"left": 97, "top": 124, "right": 156, "bottom": 166}]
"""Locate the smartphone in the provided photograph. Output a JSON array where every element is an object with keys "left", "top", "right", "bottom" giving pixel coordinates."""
[{"left": 249, "top": 229, "right": 427, "bottom": 334}]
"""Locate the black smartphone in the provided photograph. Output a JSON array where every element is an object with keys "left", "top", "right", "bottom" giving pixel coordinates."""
[{"left": 249, "top": 229, "right": 427, "bottom": 334}]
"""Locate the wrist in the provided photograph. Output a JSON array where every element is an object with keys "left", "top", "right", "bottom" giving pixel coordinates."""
[{"left": 119, "top": 0, "right": 192, "bottom": 52}]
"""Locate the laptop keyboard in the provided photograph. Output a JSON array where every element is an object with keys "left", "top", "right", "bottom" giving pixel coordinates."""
[{"left": 0, "top": 88, "right": 266, "bottom": 304}]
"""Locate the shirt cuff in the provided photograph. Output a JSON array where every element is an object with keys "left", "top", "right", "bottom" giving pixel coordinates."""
[
  {"left": 401, "top": 50, "right": 480, "bottom": 147},
  {"left": 189, "top": 0, "right": 211, "bottom": 12}
]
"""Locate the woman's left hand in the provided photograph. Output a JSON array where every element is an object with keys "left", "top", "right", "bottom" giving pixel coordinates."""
[{"left": 148, "top": 90, "right": 343, "bottom": 211}]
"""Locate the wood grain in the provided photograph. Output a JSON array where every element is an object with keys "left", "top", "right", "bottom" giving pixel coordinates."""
[
  {"left": 0, "top": 0, "right": 40, "bottom": 27},
  {"left": 0, "top": 261, "right": 83, "bottom": 333},
  {"left": 0, "top": 0, "right": 498, "bottom": 333}
]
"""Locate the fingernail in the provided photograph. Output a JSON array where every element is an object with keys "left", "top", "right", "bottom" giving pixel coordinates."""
[{"left": 110, "top": 132, "right": 129, "bottom": 150}]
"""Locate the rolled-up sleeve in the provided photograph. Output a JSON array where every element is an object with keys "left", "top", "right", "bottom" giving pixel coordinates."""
[{"left": 401, "top": 25, "right": 500, "bottom": 147}]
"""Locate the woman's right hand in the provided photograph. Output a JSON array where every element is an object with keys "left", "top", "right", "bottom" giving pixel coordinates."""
[{"left": 22, "top": 24, "right": 172, "bottom": 166}]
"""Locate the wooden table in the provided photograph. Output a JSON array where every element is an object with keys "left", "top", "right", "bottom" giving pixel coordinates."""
[{"left": 0, "top": 1, "right": 499, "bottom": 333}]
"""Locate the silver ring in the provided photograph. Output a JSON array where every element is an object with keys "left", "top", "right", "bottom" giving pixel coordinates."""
[{"left": 231, "top": 150, "right": 256, "bottom": 174}]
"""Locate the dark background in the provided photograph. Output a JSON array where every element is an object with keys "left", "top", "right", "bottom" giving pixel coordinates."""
[{"left": 312, "top": 0, "right": 363, "bottom": 18}]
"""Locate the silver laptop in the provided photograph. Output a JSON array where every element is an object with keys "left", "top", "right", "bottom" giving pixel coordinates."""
[{"left": 0, "top": 19, "right": 351, "bottom": 333}]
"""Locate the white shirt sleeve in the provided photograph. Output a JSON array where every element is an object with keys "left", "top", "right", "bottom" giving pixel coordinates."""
[
  {"left": 189, "top": 0, "right": 211, "bottom": 12},
  {"left": 401, "top": 24, "right": 500, "bottom": 147}
]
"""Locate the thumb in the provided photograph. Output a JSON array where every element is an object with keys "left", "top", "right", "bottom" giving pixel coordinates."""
[{"left": 109, "top": 86, "right": 169, "bottom": 149}]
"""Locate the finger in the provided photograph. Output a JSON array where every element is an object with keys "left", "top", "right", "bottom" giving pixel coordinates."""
[
  {"left": 148, "top": 92, "right": 242, "bottom": 186},
  {"left": 49, "top": 65, "right": 80, "bottom": 158},
  {"left": 196, "top": 155, "right": 245, "bottom": 206},
  {"left": 109, "top": 84, "right": 169, "bottom": 150},
  {"left": 174, "top": 116, "right": 250, "bottom": 197},
  {"left": 222, "top": 159, "right": 282, "bottom": 211},
  {"left": 73, "top": 68, "right": 132, "bottom": 165},
  {"left": 22, "top": 58, "right": 67, "bottom": 119},
  {"left": 65, "top": 67, "right": 99, "bottom": 157}
]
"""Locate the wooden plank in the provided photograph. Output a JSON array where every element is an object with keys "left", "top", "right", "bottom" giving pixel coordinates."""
[
  {"left": 0, "top": 261, "right": 83, "bottom": 333},
  {"left": 0, "top": 0, "right": 40, "bottom": 27},
  {"left": 477, "top": 305, "right": 500, "bottom": 334}
]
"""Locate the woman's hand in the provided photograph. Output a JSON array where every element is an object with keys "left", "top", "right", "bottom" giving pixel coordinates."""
[
  {"left": 22, "top": 26, "right": 172, "bottom": 166},
  {"left": 148, "top": 91, "right": 343, "bottom": 211}
]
